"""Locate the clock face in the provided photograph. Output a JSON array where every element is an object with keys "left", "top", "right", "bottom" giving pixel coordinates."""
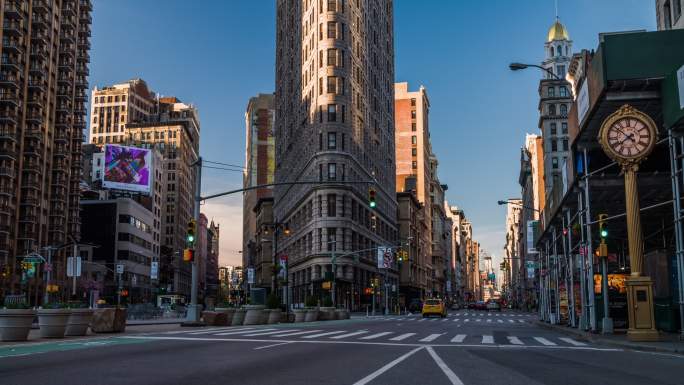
[{"left": 605, "top": 117, "right": 652, "bottom": 159}]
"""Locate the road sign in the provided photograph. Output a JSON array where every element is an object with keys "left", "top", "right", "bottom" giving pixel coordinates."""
[
  {"left": 116, "top": 263, "right": 124, "bottom": 274},
  {"left": 66, "top": 257, "right": 82, "bottom": 277},
  {"left": 247, "top": 267, "right": 255, "bottom": 284},
  {"left": 150, "top": 261, "right": 159, "bottom": 280},
  {"left": 525, "top": 261, "right": 538, "bottom": 269}
]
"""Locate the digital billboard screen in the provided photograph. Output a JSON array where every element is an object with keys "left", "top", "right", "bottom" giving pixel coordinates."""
[{"left": 103, "top": 144, "right": 152, "bottom": 194}]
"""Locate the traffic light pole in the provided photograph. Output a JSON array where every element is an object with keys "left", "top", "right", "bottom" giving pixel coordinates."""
[{"left": 186, "top": 157, "right": 202, "bottom": 324}]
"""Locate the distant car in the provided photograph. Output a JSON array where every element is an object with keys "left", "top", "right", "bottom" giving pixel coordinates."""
[
  {"left": 474, "top": 301, "right": 487, "bottom": 311},
  {"left": 486, "top": 300, "right": 501, "bottom": 312},
  {"left": 450, "top": 303, "right": 460, "bottom": 310},
  {"left": 422, "top": 298, "right": 447, "bottom": 318},
  {"left": 467, "top": 302, "right": 477, "bottom": 310},
  {"left": 408, "top": 299, "right": 423, "bottom": 313}
]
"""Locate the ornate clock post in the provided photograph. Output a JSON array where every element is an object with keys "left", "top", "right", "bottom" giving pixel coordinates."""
[{"left": 598, "top": 104, "right": 659, "bottom": 341}]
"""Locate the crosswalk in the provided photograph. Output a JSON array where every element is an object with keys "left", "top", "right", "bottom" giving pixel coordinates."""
[
  {"left": 364, "top": 315, "right": 530, "bottom": 324},
  {"left": 162, "top": 327, "right": 588, "bottom": 347}
]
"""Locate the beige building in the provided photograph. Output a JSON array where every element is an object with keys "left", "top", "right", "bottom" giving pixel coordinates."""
[
  {"left": 503, "top": 199, "right": 522, "bottom": 299},
  {"left": 274, "top": 0, "right": 398, "bottom": 311},
  {"left": 657, "top": 0, "right": 684, "bottom": 30},
  {"left": 0, "top": 0, "right": 92, "bottom": 297},
  {"left": 89, "top": 80, "right": 200, "bottom": 298}
]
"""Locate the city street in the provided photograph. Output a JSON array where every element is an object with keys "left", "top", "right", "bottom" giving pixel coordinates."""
[{"left": 2, "top": 310, "right": 682, "bottom": 385}]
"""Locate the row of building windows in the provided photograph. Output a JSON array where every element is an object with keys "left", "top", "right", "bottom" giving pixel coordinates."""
[
  {"left": 547, "top": 104, "right": 568, "bottom": 116},
  {"left": 94, "top": 95, "right": 126, "bottom": 104},
  {"left": 549, "top": 138, "right": 569, "bottom": 152},
  {"left": 117, "top": 232, "right": 153, "bottom": 251},
  {"left": 547, "top": 85, "right": 569, "bottom": 98},
  {"left": 550, "top": 122, "right": 568, "bottom": 135},
  {"left": 551, "top": 156, "right": 568, "bottom": 169},
  {"left": 118, "top": 214, "right": 152, "bottom": 234}
]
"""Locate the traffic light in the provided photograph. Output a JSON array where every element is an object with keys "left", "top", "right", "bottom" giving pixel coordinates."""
[
  {"left": 186, "top": 219, "right": 196, "bottom": 245},
  {"left": 183, "top": 248, "right": 195, "bottom": 262},
  {"left": 368, "top": 188, "right": 377, "bottom": 209},
  {"left": 598, "top": 214, "right": 608, "bottom": 240}
]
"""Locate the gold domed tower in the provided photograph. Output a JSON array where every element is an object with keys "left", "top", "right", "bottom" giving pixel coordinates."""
[
  {"left": 542, "top": 18, "right": 572, "bottom": 79},
  {"left": 547, "top": 19, "right": 570, "bottom": 42}
]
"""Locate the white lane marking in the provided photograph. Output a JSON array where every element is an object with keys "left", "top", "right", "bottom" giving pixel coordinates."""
[
  {"left": 360, "top": 332, "right": 394, "bottom": 340},
  {"left": 450, "top": 334, "right": 466, "bottom": 343},
  {"left": 389, "top": 333, "right": 416, "bottom": 341},
  {"left": 464, "top": 319, "right": 470, "bottom": 322},
  {"left": 426, "top": 346, "right": 465, "bottom": 385},
  {"left": 214, "top": 328, "right": 275, "bottom": 336},
  {"left": 533, "top": 337, "right": 557, "bottom": 346},
  {"left": 508, "top": 320, "right": 515, "bottom": 323},
  {"left": 301, "top": 331, "right": 348, "bottom": 338},
  {"left": 518, "top": 320, "right": 526, "bottom": 323},
  {"left": 169, "top": 327, "right": 251, "bottom": 335},
  {"left": 442, "top": 318, "right": 449, "bottom": 322},
  {"left": 476, "top": 319, "right": 482, "bottom": 322},
  {"left": 253, "top": 342, "right": 291, "bottom": 350},
  {"left": 269, "top": 330, "right": 322, "bottom": 337},
  {"left": 242, "top": 329, "right": 299, "bottom": 337},
  {"left": 352, "top": 347, "right": 424, "bottom": 385},
  {"left": 418, "top": 319, "right": 426, "bottom": 322},
  {"left": 453, "top": 318, "right": 460, "bottom": 322},
  {"left": 420, "top": 333, "right": 444, "bottom": 342},
  {"left": 482, "top": 335, "right": 494, "bottom": 344},
  {"left": 507, "top": 336, "right": 524, "bottom": 345},
  {"left": 431, "top": 318, "right": 439, "bottom": 322},
  {"left": 486, "top": 319, "right": 492, "bottom": 323},
  {"left": 331, "top": 331, "right": 369, "bottom": 339},
  {"left": 559, "top": 337, "right": 587, "bottom": 346},
  {"left": 497, "top": 320, "right": 503, "bottom": 323}
]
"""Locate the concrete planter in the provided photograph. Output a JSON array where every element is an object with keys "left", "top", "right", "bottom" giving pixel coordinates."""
[
  {"left": 267, "top": 309, "right": 281, "bottom": 324},
  {"left": 38, "top": 309, "right": 72, "bottom": 338},
  {"left": 305, "top": 308, "right": 319, "bottom": 322},
  {"left": 202, "top": 311, "right": 228, "bottom": 326},
  {"left": 293, "top": 309, "right": 306, "bottom": 323},
  {"left": 0, "top": 309, "right": 36, "bottom": 342},
  {"left": 215, "top": 308, "right": 235, "bottom": 325},
  {"left": 334, "top": 309, "right": 349, "bottom": 320},
  {"left": 260, "top": 309, "right": 271, "bottom": 324},
  {"left": 65, "top": 308, "right": 93, "bottom": 336},
  {"left": 231, "top": 308, "right": 246, "bottom": 326},
  {"left": 91, "top": 308, "right": 127, "bottom": 333},
  {"left": 243, "top": 305, "right": 266, "bottom": 325},
  {"left": 319, "top": 307, "right": 336, "bottom": 321}
]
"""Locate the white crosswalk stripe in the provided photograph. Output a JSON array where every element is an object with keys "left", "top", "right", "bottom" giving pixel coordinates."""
[
  {"left": 361, "top": 332, "right": 394, "bottom": 340},
  {"left": 301, "top": 331, "right": 348, "bottom": 338},
  {"left": 482, "top": 335, "right": 494, "bottom": 344},
  {"left": 181, "top": 327, "right": 253, "bottom": 335},
  {"left": 508, "top": 320, "right": 515, "bottom": 323},
  {"left": 559, "top": 337, "right": 587, "bottom": 346},
  {"left": 389, "top": 333, "right": 416, "bottom": 341},
  {"left": 451, "top": 334, "right": 466, "bottom": 343},
  {"left": 243, "top": 329, "right": 299, "bottom": 337},
  {"left": 442, "top": 318, "right": 449, "bottom": 322},
  {"left": 215, "top": 328, "right": 276, "bottom": 336},
  {"left": 330, "top": 330, "right": 369, "bottom": 339},
  {"left": 419, "top": 333, "right": 444, "bottom": 342},
  {"left": 453, "top": 318, "right": 460, "bottom": 322},
  {"left": 270, "top": 330, "right": 322, "bottom": 337},
  {"left": 464, "top": 318, "right": 470, "bottom": 322},
  {"left": 507, "top": 336, "right": 524, "bottom": 345},
  {"left": 497, "top": 320, "right": 503, "bottom": 323},
  {"left": 486, "top": 319, "right": 492, "bottom": 323},
  {"left": 518, "top": 320, "right": 526, "bottom": 323},
  {"left": 533, "top": 337, "right": 557, "bottom": 346}
]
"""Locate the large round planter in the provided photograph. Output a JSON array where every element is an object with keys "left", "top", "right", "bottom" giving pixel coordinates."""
[
  {"left": 267, "top": 309, "right": 281, "bottom": 324},
  {"left": 334, "top": 309, "right": 349, "bottom": 320},
  {"left": 319, "top": 307, "right": 336, "bottom": 321},
  {"left": 293, "top": 309, "right": 306, "bottom": 323},
  {"left": 38, "top": 309, "right": 72, "bottom": 338},
  {"left": 243, "top": 305, "right": 266, "bottom": 325},
  {"left": 215, "top": 308, "right": 235, "bottom": 325},
  {"left": 231, "top": 308, "right": 246, "bottom": 326},
  {"left": 0, "top": 309, "right": 36, "bottom": 342},
  {"left": 304, "top": 308, "right": 319, "bottom": 322},
  {"left": 65, "top": 308, "right": 93, "bottom": 336},
  {"left": 260, "top": 309, "right": 271, "bottom": 324}
]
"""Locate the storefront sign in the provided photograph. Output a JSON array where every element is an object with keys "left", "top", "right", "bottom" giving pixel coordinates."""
[
  {"left": 577, "top": 80, "right": 590, "bottom": 125},
  {"left": 526, "top": 221, "right": 539, "bottom": 254}
]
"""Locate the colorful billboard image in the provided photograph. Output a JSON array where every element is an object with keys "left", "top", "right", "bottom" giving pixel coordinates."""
[{"left": 103, "top": 144, "right": 152, "bottom": 194}]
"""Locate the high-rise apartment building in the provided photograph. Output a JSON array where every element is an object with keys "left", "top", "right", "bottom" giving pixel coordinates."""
[
  {"left": 274, "top": 0, "right": 397, "bottom": 310},
  {"left": 540, "top": 20, "right": 573, "bottom": 200},
  {"left": 503, "top": 199, "right": 522, "bottom": 301},
  {"left": 88, "top": 80, "right": 200, "bottom": 298},
  {"left": 0, "top": 0, "right": 92, "bottom": 292},
  {"left": 657, "top": 0, "right": 684, "bottom": 30}
]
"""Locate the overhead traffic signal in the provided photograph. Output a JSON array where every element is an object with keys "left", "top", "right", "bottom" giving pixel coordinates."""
[
  {"left": 186, "top": 219, "right": 196, "bottom": 245},
  {"left": 598, "top": 214, "right": 608, "bottom": 239},
  {"left": 368, "top": 188, "right": 377, "bottom": 209}
]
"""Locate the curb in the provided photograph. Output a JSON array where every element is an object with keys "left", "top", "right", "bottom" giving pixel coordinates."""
[{"left": 535, "top": 321, "right": 684, "bottom": 355}]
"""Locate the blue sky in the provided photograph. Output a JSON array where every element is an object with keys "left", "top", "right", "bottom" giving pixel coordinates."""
[{"left": 90, "top": 1, "right": 656, "bottom": 268}]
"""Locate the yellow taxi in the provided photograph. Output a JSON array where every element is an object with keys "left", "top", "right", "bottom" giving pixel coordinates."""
[{"left": 421, "top": 298, "right": 447, "bottom": 318}]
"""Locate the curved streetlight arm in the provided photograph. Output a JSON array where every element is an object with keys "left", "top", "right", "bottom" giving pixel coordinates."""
[
  {"left": 509, "top": 62, "right": 562, "bottom": 81},
  {"left": 497, "top": 199, "right": 540, "bottom": 213}
]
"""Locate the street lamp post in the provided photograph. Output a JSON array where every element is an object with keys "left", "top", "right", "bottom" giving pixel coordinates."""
[{"left": 509, "top": 62, "right": 563, "bottom": 81}]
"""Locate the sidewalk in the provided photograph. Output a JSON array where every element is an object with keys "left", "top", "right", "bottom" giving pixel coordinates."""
[{"left": 536, "top": 320, "right": 684, "bottom": 354}]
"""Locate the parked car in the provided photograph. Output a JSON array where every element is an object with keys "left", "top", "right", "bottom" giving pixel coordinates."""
[
  {"left": 422, "top": 298, "right": 447, "bottom": 318},
  {"left": 467, "top": 302, "right": 477, "bottom": 310},
  {"left": 486, "top": 300, "right": 501, "bottom": 312},
  {"left": 474, "top": 301, "right": 487, "bottom": 311},
  {"left": 408, "top": 299, "right": 423, "bottom": 313}
]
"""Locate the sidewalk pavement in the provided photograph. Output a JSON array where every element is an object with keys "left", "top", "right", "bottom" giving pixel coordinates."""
[{"left": 536, "top": 320, "right": 684, "bottom": 354}]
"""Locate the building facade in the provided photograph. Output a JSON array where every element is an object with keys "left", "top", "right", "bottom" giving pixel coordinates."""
[
  {"left": 657, "top": 0, "right": 684, "bottom": 30},
  {"left": 0, "top": 0, "right": 92, "bottom": 298},
  {"left": 274, "top": 0, "right": 398, "bottom": 311},
  {"left": 206, "top": 219, "right": 219, "bottom": 300},
  {"left": 503, "top": 199, "right": 522, "bottom": 304}
]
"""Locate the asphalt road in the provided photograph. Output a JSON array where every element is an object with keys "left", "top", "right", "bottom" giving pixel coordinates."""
[{"left": 1, "top": 309, "right": 683, "bottom": 385}]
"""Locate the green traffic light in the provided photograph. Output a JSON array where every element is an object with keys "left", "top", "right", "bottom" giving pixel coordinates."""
[
  {"left": 187, "top": 235, "right": 195, "bottom": 243},
  {"left": 600, "top": 229, "right": 608, "bottom": 238},
  {"left": 369, "top": 201, "right": 376, "bottom": 208}
]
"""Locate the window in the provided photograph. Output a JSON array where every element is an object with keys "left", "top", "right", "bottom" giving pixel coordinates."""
[
  {"left": 556, "top": 65, "right": 566, "bottom": 78},
  {"left": 327, "top": 21, "right": 337, "bottom": 38},
  {"left": 664, "top": 1, "right": 673, "bottom": 28},
  {"left": 327, "top": 104, "right": 337, "bottom": 121},
  {"left": 550, "top": 123, "right": 557, "bottom": 135},
  {"left": 551, "top": 140, "right": 558, "bottom": 152},
  {"left": 327, "top": 194, "right": 337, "bottom": 216},
  {"left": 411, "top": 135, "right": 417, "bottom": 145},
  {"left": 560, "top": 104, "right": 567, "bottom": 115},
  {"left": 327, "top": 228, "right": 336, "bottom": 251},
  {"left": 559, "top": 86, "right": 568, "bottom": 97},
  {"left": 319, "top": 77, "right": 323, "bottom": 94},
  {"left": 556, "top": 45, "right": 562, "bottom": 57},
  {"left": 411, "top": 148, "right": 417, "bottom": 156},
  {"left": 675, "top": 0, "right": 682, "bottom": 22},
  {"left": 562, "top": 139, "right": 569, "bottom": 151},
  {"left": 327, "top": 132, "right": 337, "bottom": 149},
  {"left": 327, "top": 76, "right": 337, "bottom": 93},
  {"left": 328, "top": 163, "right": 336, "bottom": 181},
  {"left": 319, "top": 23, "right": 323, "bottom": 40},
  {"left": 412, "top": 161, "right": 417, "bottom": 169},
  {"left": 411, "top": 110, "right": 416, "bottom": 119},
  {"left": 550, "top": 46, "right": 554, "bottom": 57},
  {"left": 410, "top": 98, "right": 416, "bottom": 106},
  {"left": 552, "top": 157, "right": 559, "bottom": 169},
  {"left": 547, "top": 87, "right": 555, "bottom": 97},
  {"left": 561, "top": 122, "right": 568, "bottom": 134},
  {"left": 327, "top": 48, "right": 337, "bottom": 66},
  {"left": 411, "top": 123, "right": 416, "bottom": 131},
  {"left": 549, "top": 104, "right": 556, "bottom": 116},
  {"left": 327, "top": 0, "right": 337, "bottom": 12}
]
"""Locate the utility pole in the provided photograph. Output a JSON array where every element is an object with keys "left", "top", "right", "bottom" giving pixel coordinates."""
[{"left": 186, "top": 157, "right": 202, "bottom": 323}]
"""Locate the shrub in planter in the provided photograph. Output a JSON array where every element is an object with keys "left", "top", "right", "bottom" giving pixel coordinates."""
[
  {"left": 0, "top": 303, "right": 36, "bottom": 342},
  {"left": 304, "top": 296, "right": 318, "bottom": 308},
  {"left": 65, "top": 303, "right": 93, "bottom": 337},
  {"left": 38, "top": 303, "right": 72, "bottom": 339}
]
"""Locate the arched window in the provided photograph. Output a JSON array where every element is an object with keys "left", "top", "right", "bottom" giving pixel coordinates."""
[
  {"left": 560, "top": 104, "right": 567, "bottom": 115},
  {"left": 559, "top": 86, "right": 568, "bottom": 97},
  {"left": 549, "top": 104, "right": 556, "bottom": 116},
  {"left": 550, "top": 46, "right": 554, "bottom": 57},
  {"left": 557, "top": 45, "right": 562, "bottom": 57},
  {"left": 547, "top": 87, "right": 555, "bottom": 97},
  {"left": 566, "top": 46, "right": 569, "bottom": 56}
]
